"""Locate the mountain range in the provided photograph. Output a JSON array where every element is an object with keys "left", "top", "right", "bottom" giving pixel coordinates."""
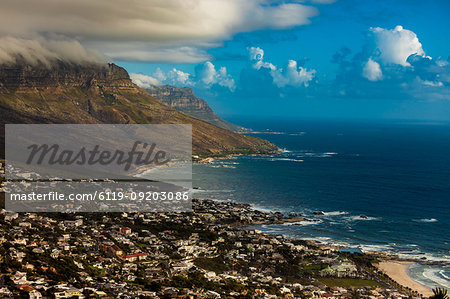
[{"left": 0, "top": 62, "right": 278, "bottom": 157}]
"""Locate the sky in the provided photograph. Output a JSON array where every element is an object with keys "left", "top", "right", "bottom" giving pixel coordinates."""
[{"left": 1, "top": 0, "right": 449, "bottom": 121}]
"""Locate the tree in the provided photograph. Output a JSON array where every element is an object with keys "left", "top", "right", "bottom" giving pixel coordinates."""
[{"left": 429, "top": 288, "right": 449, "bottom": 299}]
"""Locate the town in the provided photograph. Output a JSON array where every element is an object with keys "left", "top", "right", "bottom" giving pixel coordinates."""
[
  {"left": 0, "top": 160, "right": 428, "bottom": 298},
  {"left": 0, "top": 192, "right": 425, "bottom": 298}
]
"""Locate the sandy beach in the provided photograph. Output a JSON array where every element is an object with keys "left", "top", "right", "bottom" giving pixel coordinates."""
[{"left": 377, "top": 260, "right": 433, "bottom": 297}]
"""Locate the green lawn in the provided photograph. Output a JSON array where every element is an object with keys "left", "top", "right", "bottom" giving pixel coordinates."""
[
  {"left": 303, "top": 263, "right": 328, "bottom": 270},
  {"left": 318, "top": 277, "right": 382, "bottom": 288}
]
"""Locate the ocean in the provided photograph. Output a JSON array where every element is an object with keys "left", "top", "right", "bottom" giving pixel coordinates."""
[{"left": 191, "top": 119, "right": 450, "bottom": 290}]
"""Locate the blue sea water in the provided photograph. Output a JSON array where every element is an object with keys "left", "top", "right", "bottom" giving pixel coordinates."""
[{"left": 191, "top": 119, "right": 450, "bottom": 290}]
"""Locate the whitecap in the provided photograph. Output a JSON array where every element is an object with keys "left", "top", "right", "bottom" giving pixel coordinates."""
[
  {"left": 248, "top": 131, "right": 285, "bottom": 135},
  {"left": 282, "top": 219, "right": 323, "bottom": 226},
  {"left": 301, "top": 236, "right": 333, "bottom": 243},
  {"left": 422, "top": 268, "right": 450, "bottom": 289},
  {"left": 288, "top": 132, "right": 306, "bottom": 136},
  {"left": 346, "top": 215, "right": 381, "bottom": 221},
  {"left": 268, "top": 158, "right": 304, "bottom": 163},
  {"left": 359, "top": 244, "right": 394, "bottom": 252},
  {"left": 299, "top": 152, "right": 339, "bottom": 158},
  {"left": 441, "top": 270, "right": 450, "bottom": 281},
  {"left": 396, "top": 252, "right": 450, "bottom": 263},
  {"left": 323, "top": 211, "right": 349, "bottom": 216},
  {"left": 219, "top": 165, "right": 236, "bottom": 169},
  {"left": 413, "top": 218, "right": 438, "bottom": 223}
]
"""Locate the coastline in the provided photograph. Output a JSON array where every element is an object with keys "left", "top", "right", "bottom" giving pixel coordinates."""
[
  {"left": 196, "top": 151, "right": 281, "bottom": 165},
  {"left": 194, "top": 191, "right": 445, "bottom": 296},
  {"left": 194, "top": 197, "right": 441, "bottom": 297},
  {"left": 376, "top": 260, "right": 433, "bottom": 297},
  {"left": 250, "top": 200, "right": 444, "bottom": 296},
  {"left": 139, "top": 152, "right": 447, "bottom": 296},
  {"left": 131, "top": 150, "right": 281, "bottom": 176},
  {"left": 192, "top": 152, "right": 450, "bottom": 296}
]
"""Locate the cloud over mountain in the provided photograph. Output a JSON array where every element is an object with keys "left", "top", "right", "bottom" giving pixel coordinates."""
[
  {"left": 0, "top": 0, "right": 318, "bottom": 63},
  {"left": 0, "top": 36, "right": 107, "bottom": 66},
  {"left": 129, "top": 73, "right": 162, "bottom": 88}
]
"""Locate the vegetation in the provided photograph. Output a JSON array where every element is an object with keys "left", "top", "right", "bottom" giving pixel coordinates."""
[
  {"left": 318, "top": 277, "right": 382, "bottom": 288},
  {"left": 340, "top": 252, "right": 379, "bottom": 268},
  {"left": 429, "top": 288, "right": 449, "bottom": 299},
  {"left": 194, "top": 256, "right": 230, "bottom": 274}
]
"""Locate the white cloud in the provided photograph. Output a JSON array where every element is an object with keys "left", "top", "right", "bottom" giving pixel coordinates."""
[
  {"left": 421, "top": 79, "right": 443, "bottom": 87},
  {"left": 0, "top": 0, "right": 319, "bottom": 63},
  {"left": 362, "top": 58, "right": 383, "bottom": 81},
  {"left": 98, "top": 44, "right": 212, "bottom": 63},
  {"left": 0, "top": 36, "right": 107, "bottom": 66},
  {"left": 134, "top": 62, "right": 235, "bottom": 91},
  {"left": 166, "top": 69, "right": 193, "bottom": 86},
  {"left": 248, "top": 47, "right": 316, "bottom": 87},
  {"left": 198, "top": 61, "right": 236, "bottom": 91},
  {"left": 200, "top": 62, "right": 218, "bottom": 85},
  {"left": 436, "top": 59, "right": 449, "bottom": 67},
  {"left": 274, "top": 60, "right": 316, "bottom": 87},
  {"left": 248, "top": 47, "right": 265, "bottom": 61},
  {"left": 370, "top": 25, "right": 425, "bottom": 66},
  {"left": 217, "top": 67, "right": 236, "bottom": 91},
  {"left": 129, "top": 73, "right": 162, "bottom": 88},
  {"left": 133, "top": 67, "right": 194, "bottom": 87},
  {"left": 131, "top": 67, "right": 194, "bottom": 88},
  {"left": 152, "top": 68, "right": 167, "bottom": 83},
  {"left": 248, "top": 47, "right": 276, "bottom": 70}
]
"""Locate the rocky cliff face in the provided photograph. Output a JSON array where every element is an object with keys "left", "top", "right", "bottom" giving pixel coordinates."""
[
  {"left": 145, "top": 85, "right": 246, "bottom": 132},
  {"left": 0, "top": 62, "right": 133, "bottom": 90},
  {"left": 0, "top": 61, "right": 278, "bottom": 157}
]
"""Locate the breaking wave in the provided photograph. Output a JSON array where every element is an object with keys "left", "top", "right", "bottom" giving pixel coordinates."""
[{"left": 413, "top": 218, "right": 438, "bottom": 223}]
